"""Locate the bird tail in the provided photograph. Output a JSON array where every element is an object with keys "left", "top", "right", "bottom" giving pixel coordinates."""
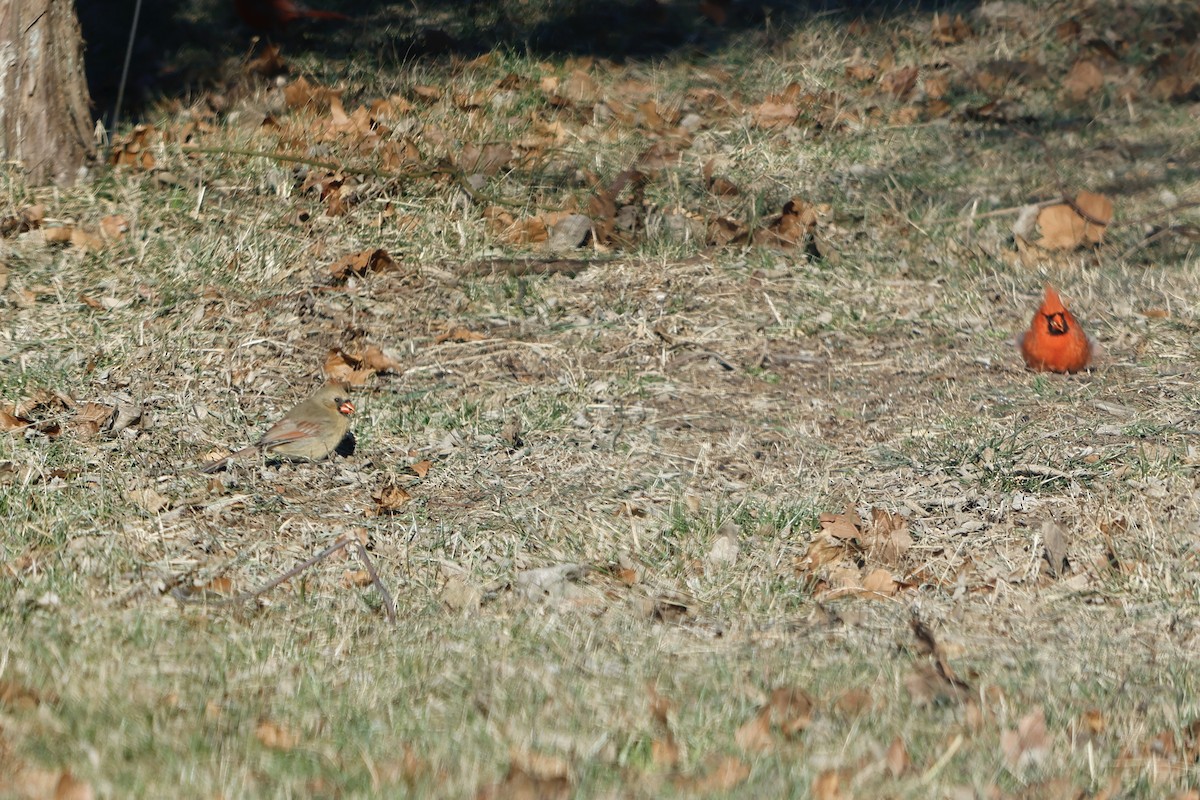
[{"left": 199, "top": 446, "right": 254, "bottom": 474}]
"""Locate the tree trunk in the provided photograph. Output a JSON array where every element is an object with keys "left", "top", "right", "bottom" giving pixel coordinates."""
[{"left": 0, "top": 0, "right": 96, "bottom": 186}]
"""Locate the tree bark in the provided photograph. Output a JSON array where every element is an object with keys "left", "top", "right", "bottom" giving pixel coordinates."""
[{"left": 0, "top": 0, "right": 96, "bottom": 186}]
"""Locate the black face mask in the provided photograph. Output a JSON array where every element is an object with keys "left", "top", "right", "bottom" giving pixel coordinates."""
[{"left": 1044, "top": 311, "right": 1069, "bottom": 336}]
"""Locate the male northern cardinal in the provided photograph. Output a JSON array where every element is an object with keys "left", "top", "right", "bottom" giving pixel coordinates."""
[
  {"left": 233, "top": 0, "right": 350, "bottom": 31},
  {"left": 201, "top": 381, "right": 354, "bottom": 473},
  {"left": 1019, "top": 285, "right": 1092, "bottom": 373}
]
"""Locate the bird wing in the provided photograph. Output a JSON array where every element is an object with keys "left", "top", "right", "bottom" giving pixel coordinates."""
[{"left": 257, "top": 418, "right": 322, "bottom": 449}]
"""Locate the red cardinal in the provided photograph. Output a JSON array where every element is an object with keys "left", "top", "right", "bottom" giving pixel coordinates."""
[
  {"left": 234, "top": 0, "right": 350, "bottom": 31},
  {"left": 1019, "top": 285, "right": 1092, "bottom": 373}
]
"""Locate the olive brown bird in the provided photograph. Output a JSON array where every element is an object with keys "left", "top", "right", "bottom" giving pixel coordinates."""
[{"left": 201, "top": 381, "right": 355, "bottom": 473}]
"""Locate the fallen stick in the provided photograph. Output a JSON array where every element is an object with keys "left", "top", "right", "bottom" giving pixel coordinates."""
[{"left": 172, "top": 534, "right": 397, "bottom": 624}]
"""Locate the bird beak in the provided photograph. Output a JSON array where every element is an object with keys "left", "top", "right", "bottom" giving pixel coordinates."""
[{"left": 339, "top": 401, "right": 355, "bottom": 416}]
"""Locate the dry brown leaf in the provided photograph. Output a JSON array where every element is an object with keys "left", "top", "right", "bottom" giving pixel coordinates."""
[
  {"left": 343, "top": 569, "right": 372, "bottom": 588},
  {"left": 753, "top": 197, "right": 824, "bottom": 249},
  {"left": 861, "top": 567, "right": 899, "bottom": 596},
  {"left": 372, "top": 484, "right": 412, "bottom": 513},
  {"left": 1063, "top": 60, "right": 1105, "bottom": 101},
  {"left": 0, "top": 407, "right": 33, "bottom": 433},
  {"left": 834, "top": 688, "right": 873, "bottom": 717},
  {"left": 868, "top": 507, "right": 912, "bottom": 565},
  {"left": 1001, "top": 707, "right": 1051, "bottom": 771},
  {"left": 1075, "top": 191, "right": 1114, "bottom": 243},
  {"left": 1036, "top": 192, "right": 1113, "bottom": 250},
  {"left": 0, "top": 678, "right": 45, "bottom": 709},
  {"left": 812, "top": 769, "right": 842, "bottom": 800},
  {"left": 734, "top": 707, "right": 774, "bottom": 751},
  {"left": 881, "top": 65, "right": 920, "bottom": 99},
  {"left": 200, "top": 577, "right": 234, "bottom": 596},
  {"left": 1, "top": 204, "right": 45, "bottom": 239},
  {"left": 751, "top": 98, "right": 798, "bottom": 129},
  {"left": 436, "top": 326, "right": 487, "bottom": 344},
  {"left": 556, "top": 69, "right": 601, "bottom": 105},
  {"left": 931, "top": 12, "right": 973, "bottom": 44},
  {"left": 846, "top": 60, "right": 877, "bottom": 82},
  {"left": 679, "top": 756, "right": 750, "bottom": 793},
  {"left": 323, "top": 349, "right": 374, "bottom": 387},
  {"left": 458, "top": 143, "right": 513, "bottom": 176},
  {"left": 328, "top": 248, "right": 397, "bottom": 280},
  {"left": 477, "top": 759, "right": 572, "bottom": 800},
  {"left": 110, "top": 124, "right": 157, "bottom": 169},
  {"left": 71, "top": 402, "right": 114, "bottom": 436},
  {"left": 127, "top": 487, "right": 170, "bottom": 515},
  {"left": 53, "top": 770, "right": 95, "bottom": 800},
  {"left": 819, "top": 505, "right": 863, "bottom": 543},
  {"left": 255, "top": 720, "right": 299, "bottom": 751},
  {"left": 886, "top": 736, "right": 911, "bottom": 777},
  {"left": 647, "top": 684, "right": 680, "bottom": 768},
  {"left": 409, "top": 459, "right": 432, "bottom": 478},
  {"left": 354, "top": 344, "right": 403, "bottom": 374}
]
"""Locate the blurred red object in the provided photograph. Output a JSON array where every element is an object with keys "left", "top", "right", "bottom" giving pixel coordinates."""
[{"left": 233, "top": 0, "right": 350, "bottom": 31}]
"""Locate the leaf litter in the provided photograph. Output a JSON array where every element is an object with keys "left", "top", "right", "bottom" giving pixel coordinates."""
[{"left": 3, "top": 1, "right": 1200, "bottom": 796}]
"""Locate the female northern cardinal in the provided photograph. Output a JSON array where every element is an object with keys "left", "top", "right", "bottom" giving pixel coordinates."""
[
  {"left": 201, "top": 381, "right": 354, "bottom": 473},
  {"left": 1019, "top": 285, "right": 1092, "bottom": 373},
  {"left": 233, "top": 0, "right": 350, "bottom": 31}
]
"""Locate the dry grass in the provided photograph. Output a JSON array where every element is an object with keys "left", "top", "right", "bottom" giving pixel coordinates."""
[{"left": 3, "top": 0, "right": 1200, "bottom": 797}]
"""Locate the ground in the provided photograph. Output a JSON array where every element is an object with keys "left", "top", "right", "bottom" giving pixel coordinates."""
[{"left": 2, "top": 0, "right": 1200, "bottom": 797}]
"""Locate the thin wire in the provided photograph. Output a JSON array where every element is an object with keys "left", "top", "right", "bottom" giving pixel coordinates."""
[{"left": 111, "top": 0, "right": 144, "bottom": 137}]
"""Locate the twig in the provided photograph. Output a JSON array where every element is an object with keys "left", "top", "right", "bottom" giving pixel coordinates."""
[
  {"left": 467, "top": 258, "right": 611, "bottom": 278},
  {"left": 172, "top": 534, "right": 396, "bottom": 624},
  {"left": 923, "top": 198, "right": 1062, "bottom": 227},
  {"left": 349, "top": 538, "right": 397, "bottom": 624}
]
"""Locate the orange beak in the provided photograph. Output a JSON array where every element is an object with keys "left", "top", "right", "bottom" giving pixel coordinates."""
[{"left": 338, "top": 401, "right": 355, "bottom": 416}]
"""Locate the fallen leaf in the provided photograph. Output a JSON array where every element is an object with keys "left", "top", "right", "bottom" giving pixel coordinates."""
[
  {"left": 355, "top": 344, "right": 404, "bottom": 374},
  {"left": 1036, "top": 192, "right": 1113, "bottom": 249},
  {"left": 255, "top": 720, "right": 299, "bottom": 751},
  {"left": 880, "top": 65, "right": 920, "bottom": 99},
  {"left": 678, "top": 756, "right": 750, "bottom": 792},
  {"left": 458, "top": 143, "right": 512, "bottom": 176},
  {"left": 127, "top": 487, "right": 170, "bottom": 514},
  {"left": 648, "top": 684, "right": 680, "bottom": 768},
  {"left": 751, "top": 98, "right": 798, "bottom": 129},
  {"left": 343, "top": 569, "right": 372, "bottom": 587},
  {"left": 71, "top": 402, "right": 114, "bottom": 436},
  {"left": 323, "top": 348, "right": 374, "bottom": 387},
  {"left": 372, "top": 484, "right": 412, "bottom": 513},
  {"left": 886, "top": 736, "right": 910, "bottom": 777},
  {"left": 1001, "top": 707, "right": 1051, "bottom": 771},
  {"left": 477, "top": 757, "right": 572, "bottom": 800},
  {"left": 931, "top": 12, "right": 973, "bottom": 44},
  {"left": 834, "top": 688, "right": 873, "bottom": 717},
  {"left": 868, "top": 507, "right": 912, "bottom": 565},
  {"left": 328, "top": 248, "right": 397, "bottom": 280},
  {"left": 53, "top": 770, "right": 95, "bottom": 800},
  {"left": 409, "top": 460, "right": 432, "bottom": 478},
  {"left": 1063, "top": 59, "right": 1104, "bottom": 101},
  {"left": 436, "top": 326, "right": 487, "bottom": 344},
  {"left": 812, "top": 769, "right": 842, "bottom": 800},
  {"left": 862, "top": 567, "right": 899, "bottom": 596},
  {"left": 99, "top": 215, "right": 129, "bottom": 240},
  {"left": 0, "top": 678, "right": 45, "bottom": 709},
  {"left": 0, "top": 407, "right": 33, "bottom": 433}
]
